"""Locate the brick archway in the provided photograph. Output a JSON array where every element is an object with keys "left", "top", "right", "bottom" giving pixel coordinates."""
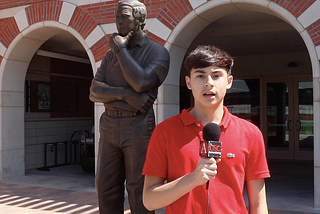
[
  {"left": 163, "top": 0, "right": 320, "bottom": 208},
  {"left": 0, "top": 1, "right": 319, "bottom": 207},
  {"left": 0, "top": 1, "right": 101, "bottom": 179}
]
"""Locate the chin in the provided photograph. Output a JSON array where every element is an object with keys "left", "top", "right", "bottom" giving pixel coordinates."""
[
  {"left": 117, "top": 30, "right": 128, "bottom": 36},
  {"left": 118, "top": 32, "right": 127, "bottom": 36}
]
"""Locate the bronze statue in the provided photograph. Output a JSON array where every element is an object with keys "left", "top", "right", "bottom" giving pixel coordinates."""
[{"left": 89, "top": 0, "right": 170, "bottom": 213}]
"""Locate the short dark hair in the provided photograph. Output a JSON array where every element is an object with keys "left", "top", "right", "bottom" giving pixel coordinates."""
[
  {"left": 118, "top": 0, "right": 147, "bottom": 30},
  {"left": 184, "top": 45, "right": 234, "bottom": 76}
]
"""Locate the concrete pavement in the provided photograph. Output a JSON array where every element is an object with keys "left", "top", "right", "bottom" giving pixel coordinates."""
[{"left": 0, "top": 161, "right": 319, "bottom": 214}]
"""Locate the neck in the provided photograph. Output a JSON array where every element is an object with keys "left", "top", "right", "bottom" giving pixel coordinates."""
[
  {"left": 128, "top": 30, "right": 144, "bottom": 48},
  {"left": 190, "top": 104, "right": 224, "bottom": 126}
]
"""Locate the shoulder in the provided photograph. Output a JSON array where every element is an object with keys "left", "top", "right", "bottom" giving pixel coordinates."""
[
  {"left": 229, "top": 113, "right": 262, "bottom": 135},
  {"left": 101, "top": 49, "right": 115, "bottom": 62},
  {"left": 156, "top": 113, "right": 183, "bottom": 130},
  {"left": 145, "top": 38, "right": 169, "bottom": 55}
]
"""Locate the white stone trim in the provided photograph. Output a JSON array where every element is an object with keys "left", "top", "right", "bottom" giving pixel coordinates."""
[
  {"left": 14, "top": 8, "right": 29, "bottom": 32},
  {"left": 147, "top": 18, "right": 172, "bottom": 41},
  {"left": 59, "top": 2, "right": 76, "bottom": 25},
  {"left": 61, "top": 0, "right": 113, "bottom": 6},
  {"left": 157, "top": 84, "right": 179, "bottom": 105},
  {"left": 67, "top": 26, "right": 89, "bottom": 51},
  {"left": 0, "top": 5, "right": 29, "bottom": 19},
  {"left": 195, "top": 0, "right": 238, "bottom": 23},
  {"left": 100, "top": 23, "right": 117, "bottom": 35},
  {"left": 298, "top": 0, "right": 320, "bottom": 28},
  {"left": 0, "top": 59, "right": 29, "bottom": 92},
  {"left": 166, "top": 10, "right": 210, "bottom": 49},
  {"left": 268, "top": 1, "right": 304, "bottom": 33},
  {"left": 95, "top": 60, "right": 102, "bottom": 71},
  {"left": 164, "top": 44, "right": 187, "bottom": 85},
  {"left": 189, "top": 0, "right": 207, "bottom": 9},
  {"left": 316, "top": 45, "right": 320, "bottom": 60},
  {"left": 85, "top": 25, "right": 105, "bottom": 48},
  {"left": 300, "top": 29, "right": 320, "bottom": 78},
  {"left": 43, "top": 20, "right": 68, "bottom": 31},
  {"left": 0, "top": 41, "right": 7, "bottom": 57}
]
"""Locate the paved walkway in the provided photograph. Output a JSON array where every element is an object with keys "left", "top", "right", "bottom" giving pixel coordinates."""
[
  {"left": 0, "top": 182, "right": 162, "bottom": 214},
  {"left": 0, "top": 182, "right": 319, "bottom": 214},
  {"left": 0, "top": 162, "right": 319, "bottom": 214}
]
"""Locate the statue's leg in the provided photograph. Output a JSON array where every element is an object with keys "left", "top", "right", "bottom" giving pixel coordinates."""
[
  {"left": 95, "top": 113, "right": 125, "bottom": 214},
  {"left": 121, "top": 112, "right": 155, "bottom": 214}
]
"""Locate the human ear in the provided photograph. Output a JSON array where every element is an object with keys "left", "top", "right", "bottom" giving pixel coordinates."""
[
  {"left": 226, "top": 75, "right": 233, "bottom": 89},
  {"left": 185, "top": 76, "right": 192, "bottom": 90}
]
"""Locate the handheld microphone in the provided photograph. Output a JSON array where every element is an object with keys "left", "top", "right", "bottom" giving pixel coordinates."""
[
  {"left": 200, "top": 123, "right": 222, "bottom": 158},
  {"left": 199, "top": 123, "right": 222, "bottom": 189}
]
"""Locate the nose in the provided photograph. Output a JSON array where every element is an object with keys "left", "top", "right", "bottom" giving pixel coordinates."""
[
  {"left": 117, "top": 16, "right": 123, "bottom": 24},
  {"left": 204, "top": 76, "right": 214, "bottom": 88}
]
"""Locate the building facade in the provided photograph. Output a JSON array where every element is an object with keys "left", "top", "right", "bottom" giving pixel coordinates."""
[{"left": 0, "top": 0, "right": 319, "bottom": 208}]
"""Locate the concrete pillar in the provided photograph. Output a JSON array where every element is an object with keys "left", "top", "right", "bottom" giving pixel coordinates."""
[
  {"left": 0, "top": 58, "right": 28, "bottom": 179},
  {"left": 314, "top": 77, "right": 320, "bottom": 208},
  {"left": 0, "top": 90, "right": 25, "bottom": 179}
]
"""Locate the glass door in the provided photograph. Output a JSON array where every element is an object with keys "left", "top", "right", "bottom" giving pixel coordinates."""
[
  {"left": 294, "top": 79, "right": 313, "bottom": 160},
  {"left": 263, "top": 76, "right": 313, "bottom": 160}
]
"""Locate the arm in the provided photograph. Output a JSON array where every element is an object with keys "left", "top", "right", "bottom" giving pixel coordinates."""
[
  {"left": 143, "top": 158, "right": 219, "bottom": 211},
  {"left": 116, "top": 47, "right": 159, "bottom": 92},
  {"left": 109, "top": 33, "right": 169, "bottom": 93},
  {"left": 89, "top": 76, "right": 132, "bottom": 104},
  {"left": 247, "top": 179, "right": 269, "bottom": 214},
  {"left": 89, "top": 62, "right": 154, "bottom": 113}
]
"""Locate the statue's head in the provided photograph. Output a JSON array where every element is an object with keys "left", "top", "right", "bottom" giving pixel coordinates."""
[{"left": 117, "top": 0, "right": 147, "bottom": 30}]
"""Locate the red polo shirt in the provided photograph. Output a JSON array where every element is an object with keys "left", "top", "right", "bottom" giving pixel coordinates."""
[{"left": 143, "top": 107, "right": 270, "bottom": 214}]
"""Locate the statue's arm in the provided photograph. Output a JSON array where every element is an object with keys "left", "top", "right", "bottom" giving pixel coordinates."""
[
  {"left": 89, "top": 60, "right": 127, "bottom": 104},
  {"left": 109, "top": 33, "right": 170, "bottom": 93},
  {"left": 89, "top": 64, "right": 155, "bottom": 113},
  {"left": 116, "top": 49, "right": 159, "bottom": 92}
]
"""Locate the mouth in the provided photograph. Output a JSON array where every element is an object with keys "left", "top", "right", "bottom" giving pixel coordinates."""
[
  {"left": 203, "top": 91, "right": 216, "bottom": 98},
  {"left": 117, "top": 27, "right": 127, "bottom": 33}
]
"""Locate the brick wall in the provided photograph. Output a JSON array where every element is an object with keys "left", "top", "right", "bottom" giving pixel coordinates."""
[
  {"left": 272, "top": 0, "right": 316, "bottom": 17},
  {"left": 26, "top": 1, "right": 63, "bottom": 23},
  {"left": 307, "top": 19, "right": 320, "bottom": 47},
  {"left": 1, "top": 0, "right": 319, "bottom": 64},
  {"left": 0, "top": 17, "right": 19, "bottom": 47}
]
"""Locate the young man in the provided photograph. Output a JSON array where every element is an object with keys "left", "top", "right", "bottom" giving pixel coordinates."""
[{"left": 142, "top": 45, "right": 270, "bottom": 213}]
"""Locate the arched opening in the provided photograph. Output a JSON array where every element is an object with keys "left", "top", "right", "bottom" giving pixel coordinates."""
[
  {"left": 25, "top": 32, "right": 94, "bottom": 173},
  {"left": 165, "top": 1, "right": 318, "bottom": 211},
  {"left": 0, "top": 22, "right": 95, "bottom": 179},
  {"left": 180, "top": 11, "right": 313, "bottom": 161},
  {"left": 179, "top": 11, "right": 313, "bottom": 210}
]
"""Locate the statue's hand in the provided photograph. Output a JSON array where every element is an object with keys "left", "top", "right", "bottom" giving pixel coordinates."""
[
  {"left": 126, "top": 92, "right": 155, "bottom": 114},
  {"left": 109, "top": 31, "right": 133, "bottom": 53}
]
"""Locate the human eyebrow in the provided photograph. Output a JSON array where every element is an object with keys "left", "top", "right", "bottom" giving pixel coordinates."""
[
  {"left": 193, "top": 69, "right": 206, "bottom": 74},
  {"left": 211, "top": 70, "right": 224, "bottom": 75}
]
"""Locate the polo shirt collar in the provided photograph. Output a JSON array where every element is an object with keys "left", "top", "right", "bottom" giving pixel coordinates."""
[
  {"left": 220, "top": 106, "right": 232, "bottom": 129},
  {"left": 180, "top": 108, "right": 197, "bottom": 126},
  {"left": 180, "top": 106, "right": 232, "bottom": 129},
  {"left": 129, "top": 33, "right": 148, "bottom": 49}
]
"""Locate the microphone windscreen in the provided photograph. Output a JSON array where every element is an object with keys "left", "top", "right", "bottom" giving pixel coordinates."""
[{"left": 203, "top": 123, "right": 221, "bottom": 141}]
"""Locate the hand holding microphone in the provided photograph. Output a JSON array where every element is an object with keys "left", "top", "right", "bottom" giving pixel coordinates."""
[
  {"left": 193, "top": 157, "right": 219, "bottom": 186},
  {"left": 199, "top": 123, "right": 222, "bottom": 189}
]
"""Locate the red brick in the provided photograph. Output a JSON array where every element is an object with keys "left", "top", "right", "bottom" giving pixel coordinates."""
[
  {"left": 146, "top": 31, "right": 166, "bottom": 46},
  {"left": 0, "top": 17, "right": 19, "bottom": 47},
  {"left": 272, "top": 0, "right": 316, "bottom": 18},
  {"left": 25, "top": 1, "right": 62, "bottom": 24},
  {"left": 91, "top": 36, "right": 109, "bottom": 62}
]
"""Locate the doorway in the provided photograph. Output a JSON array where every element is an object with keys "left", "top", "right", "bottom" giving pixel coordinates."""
[
  {"left": 262, "top": 76, "right": 313, "bottom": 160},
  {"left": 224, "top": 76, "right": 313, "bottom": 161}
]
